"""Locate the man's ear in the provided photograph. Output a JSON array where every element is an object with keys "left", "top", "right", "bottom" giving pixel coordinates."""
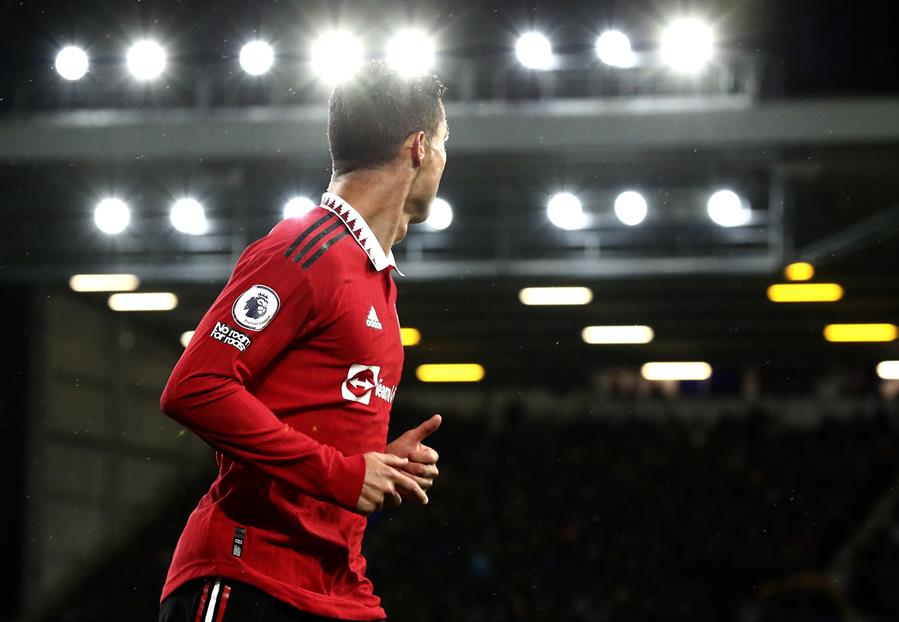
[{"left": 410, "top": 131, "right": 427, "bottom": 168}]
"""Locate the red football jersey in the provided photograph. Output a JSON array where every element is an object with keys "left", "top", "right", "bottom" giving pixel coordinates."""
[{"left": 159, "top": 192, "right": 405, "bottom": 621}]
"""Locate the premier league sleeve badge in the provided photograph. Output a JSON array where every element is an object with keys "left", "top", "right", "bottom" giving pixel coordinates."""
[{"left": 232, "top": 284, "right": 281, "bottom": 331}]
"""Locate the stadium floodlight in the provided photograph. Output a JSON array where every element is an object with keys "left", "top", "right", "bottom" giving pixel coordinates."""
[
  {"left": 596, "top": 31, "right": 636, "bottom": 68},
  {"left": 614, "top": 190, "right": 648, "bottom": 226},
  {"left": 170, "top": 198, "right": 207, "bottom": 235},
  {"left": 126, "top": 39, "right": 167, "bottom": 81},
  {"left": 547, "top": 192, "right": 587, "bottom": 230},
  {"left": 283, "top": 196, "right": 316, "bottom": 219},
  {"left": 69, "top": 274, "right": 140, "bottom": 292},
  {"left": 660, "top": 18, "right": 714, "bottom": 74},
  {"left": 386, "top": 29, "right": 435, "bottom": 77},
  {"left": 641, "top": 362, "right": 712, "bottom": 381},
  {"left": 424, "top": 197, "right": 453, "bottom": 230},
  {"left": 311, "top": 31, "right": 363, "bottom": 85},
  {"left": 400, "top": 328, "right": 421, "bottom": 346},
  {"left": 94, "top": 197, "right": 131, "bottom": 234},
  {"left": 55, "top": 46, "right": 89, "bottom": 80},
  {"left": 582, "top": 325, "right": 655, "bottom": 344},
  {"left": 823, "top": 324, "right": 898, "bottom": 343},
  {"left": 180, "top": 330, "right": 195, "bottom": 348},
  {"left": 416, "top": 364, "right": 485, "bottom": 383},
  {"left": 519, "top": 287, "right": 593, "bottom": 306},
  {"left": 108, "top": 292, "right": 178, "bottom": 312},
  {"left": 515, "top": 32, "right": 553, "bottom": 70},
  {"left": 784, "top": 262, "right": 815, "bottom": 281},
  {"left": 767, "top": 283, "right": 844, "bottom": 303},
  {"left": 877, "top": 361, "right": 899, "bottom": 380},
  {"left": 239, "top": 40, "right": 275, "bottom": 76},
  {"left": 707, "top": 189, "right": 751, "bottom": 227}
]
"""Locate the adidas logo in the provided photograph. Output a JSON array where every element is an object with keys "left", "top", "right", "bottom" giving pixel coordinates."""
[{"left": 365, "top": 306, "right": 383, "bottom": 330}]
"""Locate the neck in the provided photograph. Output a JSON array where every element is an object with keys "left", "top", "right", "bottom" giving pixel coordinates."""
[{"left": 327, "top": 167, "right": 413, "bottom": 257}]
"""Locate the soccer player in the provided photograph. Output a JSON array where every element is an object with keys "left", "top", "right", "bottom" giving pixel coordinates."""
[{"left": 158, "top": 61, "right": 448, "bottom": 622}]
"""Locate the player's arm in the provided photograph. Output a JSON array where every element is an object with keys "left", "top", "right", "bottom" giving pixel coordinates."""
[{"left": 158, "top": 227, "right": 366, "bottom": 510}]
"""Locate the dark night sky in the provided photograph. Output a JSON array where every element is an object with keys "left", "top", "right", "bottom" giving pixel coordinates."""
[{"left": 0, "top": 0, "right": 897, "bottom": 102}]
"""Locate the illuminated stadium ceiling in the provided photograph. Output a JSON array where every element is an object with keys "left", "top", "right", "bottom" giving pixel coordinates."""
[{"left": 1, "top": 0, "right": 898, "bottom": 381}]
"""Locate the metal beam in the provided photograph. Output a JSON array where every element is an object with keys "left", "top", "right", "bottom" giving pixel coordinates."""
[
  {"left": 2, "top": 97, "right": 899, "bottom": 162},
  {"left": 0, "top": 254, "right": 776, "bottom": 283},
  {"left": 797, "top": 203, "right": 899, "bottom": 266}
]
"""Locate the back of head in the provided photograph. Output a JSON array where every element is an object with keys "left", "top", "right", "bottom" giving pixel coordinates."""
[{"left": 328, "top": 60, "right": 446, "bottom": 176}]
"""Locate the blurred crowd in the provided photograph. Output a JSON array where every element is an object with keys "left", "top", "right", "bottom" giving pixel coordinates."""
[
  {"left": 367, "top": 401, "right": 899, "bottom": 622},
  {"left": 39, "top": 397, "right": 899, "bottom": 622}
]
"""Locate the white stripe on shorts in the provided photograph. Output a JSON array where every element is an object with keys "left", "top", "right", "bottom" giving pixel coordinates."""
[{"left": 204, "top": 579, "right": 221, "bottom": 622}]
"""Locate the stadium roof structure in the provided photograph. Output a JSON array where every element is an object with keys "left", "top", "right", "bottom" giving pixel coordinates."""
[{"left": 1, "top": 0, "right": 898, "bottom": 383}]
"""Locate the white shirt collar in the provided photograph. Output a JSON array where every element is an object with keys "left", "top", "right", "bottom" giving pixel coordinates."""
[{"left": 320, "top": 192, "right": 404, "bottom": 277}]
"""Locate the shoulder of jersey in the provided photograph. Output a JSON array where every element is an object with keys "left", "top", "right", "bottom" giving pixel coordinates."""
[{"left": 268, "top": 206, "right": 357, "bottom": 273}]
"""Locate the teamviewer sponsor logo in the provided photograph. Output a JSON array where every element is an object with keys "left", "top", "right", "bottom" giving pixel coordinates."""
[
  {"left": 342, "top": 364, "right": 380, "bottom": 405},
  {"left": 342, "top": 364, "right": 397, "bottom": 406}
]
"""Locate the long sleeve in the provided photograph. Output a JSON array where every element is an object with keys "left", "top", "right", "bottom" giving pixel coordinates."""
[{"left": 159, "top": 224, "right": 366, "bottom": 511}]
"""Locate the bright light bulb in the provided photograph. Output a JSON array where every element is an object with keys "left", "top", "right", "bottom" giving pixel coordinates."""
[
  {"left": 311, "top": 31, "right": 363, "bottom": 85},
  {"left": 416, "top": 364, "right": 485, "bottom": 383},
  {"left": 784, "top": 262, "right": 815, "bottom": 282},
  {"left": 239, "top": 40, "right": 274, "bottom": 76},
  {"left": 582, "top": 325, "right": 655, "bottom": 344},
  {"left": 126, "top": 40, "right": 167, "bottom": 81},
  {"left": 386, "top": 30, "right": 435, "bottom": 77},
  {"left": 108, "top": 292, "right": 178, "bottom": 312},
  {"left": 515, "top": 32, "right": 553, "bottom": 70},
  {"left": 170, "top": 198, "right": 207, "bottom": 235},
  {"left": 94, "top": 198, "right": 131, "bottom": 234},
  {"left": 519, "top": 287, "right": 593, "bottom": 306},
  {"left": 283, "top": 196, "right": 316, "bottom": 219},
  {"left": 707, "top": 190, "right": 751, "bottom": 227},
  {"left": 55, "top": 46, "right": 89, "bottom": 80},
  {"left": 877, "top": 361, "right": 899, "bottom": 380},
  {"left": 660, "top": 18, "right": 714, "bottom": 74},
  {"left": 70, "top": 274, "right": 140, "bottom": 292},
  {"left": 614, "top": 191, "right": 648, "bottom": 226},
  {"left": 547, "top": 192, "right": 586, "bottom": 230},
  {"left": 641, "top": 362, "right": 712, "bottom": 381},
  {"left": 400, "top": 327, "right": 421, "bottom": 346},
  {"left": 425, "top": 197, "right": 453, "bottom": 231},
  {"left": 596, "top": 31, "right": 636, "bottom": 68},
  {"left": 180, "top": 331, "right": 195, "bottom": 348}
]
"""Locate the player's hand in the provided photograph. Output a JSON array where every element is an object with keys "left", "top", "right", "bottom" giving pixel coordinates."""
[
  {"left": 355, "top": 452, "right": 429, "bottom": 515},
  {"left": 385, "top": 414, "right": 441, "bottom": 496}
]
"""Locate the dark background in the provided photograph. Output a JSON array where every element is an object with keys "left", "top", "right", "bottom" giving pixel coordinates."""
[{"left": 2, "top": 1, "right": 899, "bottom": 621}]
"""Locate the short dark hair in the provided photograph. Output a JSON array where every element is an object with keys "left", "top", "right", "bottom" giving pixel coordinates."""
[{"left": 328, "top": 60, "right": 446, "bottom": 175}]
